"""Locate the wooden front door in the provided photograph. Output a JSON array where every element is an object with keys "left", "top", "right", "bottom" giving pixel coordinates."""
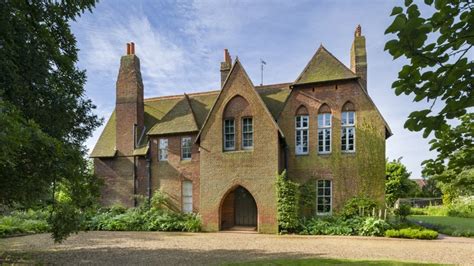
[{"left": 234, "top": 186, "right": 257, "bottom": 226}]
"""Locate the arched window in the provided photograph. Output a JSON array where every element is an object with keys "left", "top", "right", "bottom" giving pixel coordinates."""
[
  {"left": 223, "top": 96, "right": 252, "bottom": 151},
  {"left": 318, "top": 104, "right": 332, "bottom": 154},
  {"left": 295, "top": 105, "right": 309, "bottom": 155},
  {"left": 341, "top": 101, "right": 356, "bottom": 152}
]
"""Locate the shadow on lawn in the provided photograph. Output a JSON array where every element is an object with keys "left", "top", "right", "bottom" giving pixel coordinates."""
[{"left": 0, "top": 247, "right": 323, "bottom": 265}]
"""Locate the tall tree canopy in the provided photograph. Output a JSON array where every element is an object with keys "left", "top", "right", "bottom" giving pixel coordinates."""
[
  {"left": 384, "top": 0, "right": 473, "bottom": 195},
  {"left": 0, "top": 0, "right": 101, "bottom": 241}
]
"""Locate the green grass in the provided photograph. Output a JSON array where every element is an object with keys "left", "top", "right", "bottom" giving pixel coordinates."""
[
  {"left": 224, "top": 257, "right": 448, "bottom": 265},
  {"left": 408, "top": 215, "right": 474, "bottom": 237}
]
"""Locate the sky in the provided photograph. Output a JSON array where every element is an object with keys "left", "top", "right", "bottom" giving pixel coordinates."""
[{"left": 72, "top": 0, "right": 438, "bottom": 179}]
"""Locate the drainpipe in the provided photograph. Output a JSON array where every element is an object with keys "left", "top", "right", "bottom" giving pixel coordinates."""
[{"left": 146, "top": 141, "right": 152, "bottom": 205}]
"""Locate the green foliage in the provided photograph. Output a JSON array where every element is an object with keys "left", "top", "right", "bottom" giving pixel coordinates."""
[
  {"left": 276, "top": 171, "right": 300, "bottom": 233},
  {"left": 340, "top": 196, "right": 377, "bottom": 219},
  {"left": 299, "top": 216, "right": 390, "bottom": 237},
  {"left": 299, "top": 179, "right": 316, "bottom": 217},
  {"left": 385, "top": 1, "right": 473, "bottom": 199},
  {"left": 385, "top": 158, "right": 420, "bottom": 206},
  {"left": 0, "top": 1, "right": 102, "bottom": 242},
  {"left": 0, "top": 209, "right": 50, "bottom": 237},
  {"left": 394, "top": 203, "right": 411, "bottom": 221},
  {"left": 385, "top": 228, "right": 438, "bottom": 240}
]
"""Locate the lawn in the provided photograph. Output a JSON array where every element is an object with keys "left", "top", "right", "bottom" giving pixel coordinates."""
[
  {"left": 225, "top": 258, "right": 448, "bottom": 265},
  {"left": 408, "top": 215, "right": 474, "bottom": 237}
]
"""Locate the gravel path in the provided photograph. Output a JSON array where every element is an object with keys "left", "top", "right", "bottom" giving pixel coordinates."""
[{"left": 1, "top": 231, "right": 473, "bottom": 265}]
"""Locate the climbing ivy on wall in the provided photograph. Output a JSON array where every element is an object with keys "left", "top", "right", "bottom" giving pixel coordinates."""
[{"left": 276, "top": 170, "right": 300, "bottom": 233}]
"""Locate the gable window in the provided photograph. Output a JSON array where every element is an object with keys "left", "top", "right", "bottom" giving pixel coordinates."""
[
  {"left": 182, "top": 180, "right": 193, "bottom": 213},
  {"left": 242, "top": 117, "right": 253, "bottom": 149},
  {"left": 223, "top": 118, "right": 235, "bottom": 150},
  {"left": 158, "top": 138, "right": 168, "bottom": 161},
  {"left": 318, "top": 105, "right": 332, "bottom": 154},
  {"left": 295, "top": 115, "right": 309, "bottom": 155},
  {"left": 341, "top": 111, "right": 355, "bottom": 152},
  {"left": 316, "top": 180, "right": 332, "bottom": 215},
  {"left": 181, "top": 137, "right": 192, "bottom": 160}
]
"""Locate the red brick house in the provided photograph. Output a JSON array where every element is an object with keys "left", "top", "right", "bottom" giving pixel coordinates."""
[{"left": 91, "top": 26, "right": 391, "bottom": 233}]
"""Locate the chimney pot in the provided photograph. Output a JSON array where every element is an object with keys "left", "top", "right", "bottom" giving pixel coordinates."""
[
  {"left": 127, "top": 43, "right": 131, "bottom": 55},
  {"left": 131, "top": 42, "right": 135, "bottom": 55}
]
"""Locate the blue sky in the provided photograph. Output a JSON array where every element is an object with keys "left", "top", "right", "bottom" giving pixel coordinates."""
[{"left": 72, "top": 0, "right": 438, "bottom": 178}]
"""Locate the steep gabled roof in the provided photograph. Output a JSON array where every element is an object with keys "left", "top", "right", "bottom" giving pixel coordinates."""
[
  {"left": 294, "top": 45, "right": 357, "bottom": 85},
  {"left": 196, "top": 58, "right": 285, "bottom": 143}
]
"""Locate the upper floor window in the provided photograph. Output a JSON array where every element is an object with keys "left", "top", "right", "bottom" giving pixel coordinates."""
[
  {"left": 181, "top": 137, "right": 192, "bottom": 160},
  {"left": 158, "top": 138, "right": 168, "bottom": 161},
  {"left": 182, "top": 180, "right": 193, "bottom": 213},
  {"left": 242, "top": 117, "right": 253, "bottom": 149},
  {"left": 295, "top": 115, "right": 309, "bottom": 155},
  {"left": 317, "top": 180, "right": 332, "bottom": 215},
  {"left": 341, "top": 102, "right": 356, "bottom": 152},
  {"left": 223, "top": 119, "right": 235, "bottom": 150},
  {"left": 318, "top": 104, "right": 332, "bottom": 154}
]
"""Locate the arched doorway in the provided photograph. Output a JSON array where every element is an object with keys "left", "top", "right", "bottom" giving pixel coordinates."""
[{"left": 220, "top": 186, "right": 257, "bottom": 230}]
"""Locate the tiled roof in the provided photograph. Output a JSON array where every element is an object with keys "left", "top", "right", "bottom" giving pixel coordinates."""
[
  {"left": 294, "top": 45, "right": 357, "bottom": 85},
  {"left": 90, "top": 83, "right": 291, "bottom": 158}
]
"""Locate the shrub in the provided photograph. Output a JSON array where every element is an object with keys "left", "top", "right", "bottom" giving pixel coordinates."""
[
  {"left": 340, "top": 196, "right": 377, "bottom": 218},
  {"left": 276, "top": 171, "right": 300, "bottom": 233},
  {"left": 385, "top": 228, "right": 438, "bottom": 240},
  {"left": 394, "top": 203, "right": 411, "bottom": 221}
]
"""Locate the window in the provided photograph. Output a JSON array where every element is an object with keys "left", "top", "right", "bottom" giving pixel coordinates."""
[
  {"left": 158, "top": 138, "right": 168, "bottom": 161},
  {"left": 242, "top": 117, "right": 253, "bottom": 149},
  {"left": 182, "top": 181, "right": 193, "bottom": 213},
  {"left": 223, "top": 119, "right": 235, "bottom": 150},
  {"left": 295, "top": 115, "right": 309, "bottom": 155},
  {"left": 341, "top": 111, "right": 355, "bottom": 152},
  {"left": 181, "top": 137, "right": 192, "bottom": 160},
  {"left": 318, "top": 113, "right": 331, "bottom": 153},
  {"left": 316, "top": 180, "right": 332, "bottom": 214}
]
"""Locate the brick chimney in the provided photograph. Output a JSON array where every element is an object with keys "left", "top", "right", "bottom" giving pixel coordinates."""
[
  {"left": 116, "top": 42, "right": 144, "bottom": 156},
  {"left": 350, "top": 25, "right": 368, "bottom": 92},
  {"left": 220, "top": 49, "right": 232, "bottom": 87}
]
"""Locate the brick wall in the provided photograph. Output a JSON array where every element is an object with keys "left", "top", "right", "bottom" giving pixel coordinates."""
[
  {"left": 277, "top": 80, "right": 386, "bottom": 212},
  {"left": 199, "top": 61, "right": 280, "bottom": 233}
]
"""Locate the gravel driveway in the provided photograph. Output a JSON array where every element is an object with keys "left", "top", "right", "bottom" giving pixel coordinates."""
[{"left": 1, "top": 231, "right": 473, "bottom": 265}]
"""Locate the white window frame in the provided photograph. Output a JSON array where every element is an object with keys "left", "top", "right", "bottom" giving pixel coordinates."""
[
  {"left": 223, "top": 118, "right": 235, "bottom": 151},
  {"left": 181, "top": 136, "right": 192, "bottom": 160},
  {"left": 341, "top": 111, "right": 356, "bottom": 153},
  {"left": 242, "top": 117, "right": 253, "bottom": 149},
  {"left": 158, "top": 138, "right": 168, "bottom": 161},
  {"left": 295, "top": 115, "right": 309, "bottom": 155},
  {"left": 316, "top": 180, "right": 332, "bottom": 215},
  {"left": 318, "top": 113, "right": 332, "bottom": 154},
  {"left": 182, "top": 180, "right": 193, "bottom": 213}
]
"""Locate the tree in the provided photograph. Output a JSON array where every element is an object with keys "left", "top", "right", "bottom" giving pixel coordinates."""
[
  {"left": 384, "top": 0, "right": 473, "bottom": 195},
  {"left": 0, "top": 1, "right": 101, "bottom": 241},
  {"left": 385, "top": 158, "right": 420, "bottom": 206}
]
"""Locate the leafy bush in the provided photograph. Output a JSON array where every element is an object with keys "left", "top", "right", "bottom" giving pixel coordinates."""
[
  {"left": 385, "top": 228, "right": 438, "bottom": 240},
  {"left": 276, "top": 171, "right": 300, "bottom": 233},
  {"left": 339, "top": 196, "right": 377, "bottom": 218},
  {"left": 394, "top": 203, "right": 411, "bottom": 221},
  {"left": 299, "top": 216, "right": 390, "bottom": 237},
  {"left": 359, "top": 217, "right": 390, "bottom": 236}
]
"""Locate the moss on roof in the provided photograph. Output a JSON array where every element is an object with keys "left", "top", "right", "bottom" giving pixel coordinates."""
[
  {"left": 295, "top": 45, "right": 357, "bottom": 85},
  {"left": 90, "top": 83, "right": 291, "bottom": 158}
]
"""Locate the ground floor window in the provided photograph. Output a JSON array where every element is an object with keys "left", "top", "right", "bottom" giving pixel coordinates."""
[
  {"left": 182, "top": 181, "right": 193, "bottom": 213},
  {"left": 316, "top": 180, "right": 332, "bottom": 215}
]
